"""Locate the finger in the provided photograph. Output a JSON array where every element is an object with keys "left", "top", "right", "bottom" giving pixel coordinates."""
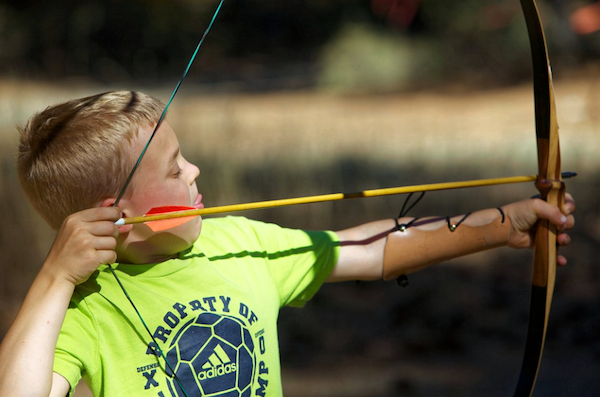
[
  {"left": 82, "top": 207, "right": 122, "bottom": 223},
  {"left": 557, "top": 255, "right": 567, "bottom": 267},
  {"left": 93, "top": 236, "right": 118, "bottom": 251},
  {"left": 563, "top": 193, "right": 576, "bottom": 215},
  {"left": 533, "top": 199, "right": 568, "bottom": 229},
  {"left": 557, "top": 232, "right": 571, "bottom": 246},
  {"left": 97, "top": 249, "right": 118, "bottom": 265},
  {"left": 564, "top": 213, "right": 575, "bottom": 231},
  {"left": 556, "top": 212, "right": 575, "bottom": 232},
  {"left": 82, "top": 244, "right": 117, "bottom": 265},
  {"left": 88, "top": 221, "right": 120, "bottom": 238}
]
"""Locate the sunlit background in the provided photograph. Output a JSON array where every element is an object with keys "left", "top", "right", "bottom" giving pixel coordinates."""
[{"left": 1, "top": 1, "right": 599, "bottom": 396}]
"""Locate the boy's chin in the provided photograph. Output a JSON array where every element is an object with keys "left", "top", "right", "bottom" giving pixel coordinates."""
[
  {"left": 152, "top": 233, "right": 199, "bottom": 259},
  {"left": 160, "top": 219, "right": 202, "bottom": 250}
]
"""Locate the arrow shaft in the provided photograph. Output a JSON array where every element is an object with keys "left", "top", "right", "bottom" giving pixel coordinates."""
[{"left": 118, "top": 173, "right": 573, "bottom": 226}]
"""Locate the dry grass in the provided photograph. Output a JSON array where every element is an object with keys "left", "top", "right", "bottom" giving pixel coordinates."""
[{"left": 2, "top": 76, "right": 598, "bottom": 172}]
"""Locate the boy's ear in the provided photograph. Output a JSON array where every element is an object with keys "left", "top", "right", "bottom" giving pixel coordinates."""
[{"left": 100, "top": 198, "right": 133, "bottom": 233}]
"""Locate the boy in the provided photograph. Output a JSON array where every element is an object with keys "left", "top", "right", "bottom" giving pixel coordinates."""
[{"left": 0, "top": 91, "right": 574, "bottom": 397}]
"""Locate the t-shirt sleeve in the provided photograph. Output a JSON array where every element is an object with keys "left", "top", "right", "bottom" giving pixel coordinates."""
[
  {"left": 242, "top": 218, "right": 341, "bottom": 308},
  {"left": 53, "top": 292, "right": 98, "bottom": 394}
]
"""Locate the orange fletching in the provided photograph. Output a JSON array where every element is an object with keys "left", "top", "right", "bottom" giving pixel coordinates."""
[
  {"left": 144, "top": 206, "right": 198, "bottom": 232},
  {"left": 146, "top": 206, "right": 196, "bottom": 214}
]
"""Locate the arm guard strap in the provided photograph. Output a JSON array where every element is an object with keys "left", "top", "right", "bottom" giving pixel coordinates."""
[{"left": 382, "top": 212, "right": 510, "bottom": 281}]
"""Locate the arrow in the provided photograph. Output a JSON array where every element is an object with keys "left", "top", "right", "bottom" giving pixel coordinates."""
[{"left": 115, "top": 172, "right": 576, "bottom": 231}]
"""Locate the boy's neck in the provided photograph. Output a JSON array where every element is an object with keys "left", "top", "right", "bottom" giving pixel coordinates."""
[{"left": 116, "top": 231, "right": 190, "bottom": 265}]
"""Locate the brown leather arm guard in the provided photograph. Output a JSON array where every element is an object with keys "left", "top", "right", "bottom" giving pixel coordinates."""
[{"left": 382, "top": 212, "right": 511, "bottom": 281}]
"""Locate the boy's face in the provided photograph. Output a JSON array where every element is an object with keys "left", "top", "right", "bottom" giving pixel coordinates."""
[{"left": 117, "top": 120, "right": 202, "bottom": 262}]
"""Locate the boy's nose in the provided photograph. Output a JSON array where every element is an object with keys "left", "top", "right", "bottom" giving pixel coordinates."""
[{"left": 188, "top": 163, "right": 200, "bottom": 183}]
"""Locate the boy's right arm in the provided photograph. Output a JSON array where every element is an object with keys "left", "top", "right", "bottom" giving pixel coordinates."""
[{"left": 0, "top": 207, "right": 120, "bottom": 397}]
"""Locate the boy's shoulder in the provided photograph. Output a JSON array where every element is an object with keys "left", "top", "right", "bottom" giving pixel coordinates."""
[
  {"left": 197, "top": 216, "right": 339, "bottom": 263},
  {"left": 198, "top": 215, "right": 331, "bottom": 249}
]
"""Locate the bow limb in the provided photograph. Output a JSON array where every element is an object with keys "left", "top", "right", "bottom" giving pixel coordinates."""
[{"left": 514, "top": 1, "right": 563, "bottom": 396}]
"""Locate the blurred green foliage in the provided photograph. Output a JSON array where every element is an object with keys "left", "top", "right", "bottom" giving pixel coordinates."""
[
  {"left": 0, "top": 0, "right": 595, "bottom": 90},
  {"left": 317, "top": 22, "right": 443, "bottom": 91}
]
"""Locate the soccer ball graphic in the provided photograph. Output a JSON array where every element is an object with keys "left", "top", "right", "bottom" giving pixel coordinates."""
[{"left": 166, "top": 312, "right": 256, "bottom": 397}]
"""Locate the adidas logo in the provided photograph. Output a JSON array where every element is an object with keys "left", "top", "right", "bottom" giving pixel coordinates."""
[{"left": 198, "top": 344, "right": 237, "bottom": 381}]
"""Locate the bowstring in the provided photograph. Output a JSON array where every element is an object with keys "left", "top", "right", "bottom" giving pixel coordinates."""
[
  {"left": 114, "top": 0, "right": 225, "bottom": 207},
  {"left": 108, "top": 1, "right": 225, "bottom": 395},
  {"left": 108, "top": 265, "right": 189, "bottom": 396}
]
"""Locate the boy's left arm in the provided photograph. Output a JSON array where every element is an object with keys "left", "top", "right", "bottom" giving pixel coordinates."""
[{"left": 327, "top": 197, "right": 575, "bottom": 282}]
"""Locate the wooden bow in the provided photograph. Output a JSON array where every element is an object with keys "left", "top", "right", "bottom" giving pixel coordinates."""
[{"left": 514, "top": 1, "right": 564, "bottom": 395}]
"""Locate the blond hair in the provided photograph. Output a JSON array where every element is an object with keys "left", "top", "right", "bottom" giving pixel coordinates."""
[{"left": 17, "top": 91, "right": 164, "bottom": 230}]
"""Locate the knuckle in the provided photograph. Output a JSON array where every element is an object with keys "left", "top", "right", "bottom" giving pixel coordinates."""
[
  {"left": 62, "top": 213, "right": 79, "bottom": 229},
  {"left": 104, "top": 251, "right": 118, "bottom": 264}
]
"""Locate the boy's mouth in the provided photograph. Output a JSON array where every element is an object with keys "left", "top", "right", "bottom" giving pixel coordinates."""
[{"left": 193, "top": 194, "right": 204, "bottom": 209}]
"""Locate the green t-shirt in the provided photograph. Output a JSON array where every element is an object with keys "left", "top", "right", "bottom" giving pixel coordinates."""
[{"left": 54, "top": 216, "right": 339, "bottom": 397}]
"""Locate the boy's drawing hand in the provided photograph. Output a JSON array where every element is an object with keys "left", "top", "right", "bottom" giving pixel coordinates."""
[
  {"left": 503, "top": 194, "right": 575, "bottom": 266},
  {"left": 44, "top": 207, "right": 121, "bottom": 285}
]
